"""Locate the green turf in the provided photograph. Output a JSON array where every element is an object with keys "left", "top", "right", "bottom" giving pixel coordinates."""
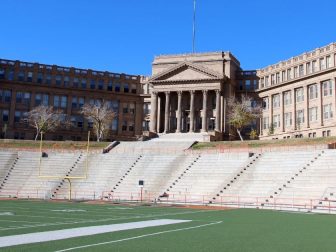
[{"left": 0, "top": 200, "right": 335, "bottom": 251}]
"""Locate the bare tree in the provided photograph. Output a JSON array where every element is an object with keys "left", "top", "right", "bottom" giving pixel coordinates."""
[
  {"left": 26, "top": 105, "right": 64, "bottom": 141},
  {"left": 227, "top": 95, "right": 261, "bottom": 141},
  {"left": 81, "top": 101, "right": 116, "bottom": 142}
]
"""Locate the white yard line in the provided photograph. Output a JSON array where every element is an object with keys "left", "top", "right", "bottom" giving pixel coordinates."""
[
  {"left": 0, "top": 219, "right": 191, "bottom": 248},
  {"left": 54, "top": 221, "right": 223, "bottom": 252},
  {"left": 0, "top": 209, "right": 213, "bottom": 231}
]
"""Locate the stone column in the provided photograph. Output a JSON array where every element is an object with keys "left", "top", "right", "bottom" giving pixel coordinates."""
[
  {"left": 281, "top": 92, "right": 285, "bottom": 132},
  {"left": 164, "top": 91, "right": 170, "bottom": 133},
  {"left": 320, "top": 82, "right": 324, "bottom": 126},
  {"left": 305, "top": 85, "right": 309, "bottom": 129},
  {"left": 189, "top": 90, "right": 195, "bottom": 133},
  {"left": 157, "top": 95, "right": 161, "bottom": 133},
  {"left": 293, "top": 89, "right": 297, "bottom": 130},
  {"left": 176, "top": 91, "right": 182, "bottom": 133},
  {"left": 201, "top": 90, "right": 208, "bottom": 132},
  {"left": 215, "top": 90, "right": 221, "bottom": 132},
  {"left": 260, "top": 117, "right": 263, "bottom": 136},
  {"left": 150, "top": 91, "right": 158, "bottom": 133},
  {"left": 270, "top": 95, "right": 273, "bottom": 130}
]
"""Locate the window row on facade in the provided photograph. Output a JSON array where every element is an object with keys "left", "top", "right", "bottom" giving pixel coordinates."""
[
  {"left": 262, "top": 80, "right": 333, "bottom": 109},
  {"left": 0, "top": 68, "right": 137, "bottom": 94},
  {"left": 0, "top": 89, "right": 136, "bottom": 114},
  {"left": 260, "top": 54, "right": 335, "bottom": 88},
  {"left": 262, "top": 104, "right": 333, "bottom": 130}
]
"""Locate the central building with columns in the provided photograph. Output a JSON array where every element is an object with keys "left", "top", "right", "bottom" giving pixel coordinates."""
[{"left": 146, "top": 51, "right": 243, "bottom": 140}]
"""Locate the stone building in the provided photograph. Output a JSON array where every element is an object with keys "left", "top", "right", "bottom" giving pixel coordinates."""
[
  {"left": 258, "top": 42, "right": 336, "bottom": 140},
  {"left": 145, "top": 52, "right": 244, "bottom": 140},
  {"left": 0, "top": 59, "right": 143, "bottom": 141},
  {"left": 1, "top": 42, "right": 336, "bottom": 141}
]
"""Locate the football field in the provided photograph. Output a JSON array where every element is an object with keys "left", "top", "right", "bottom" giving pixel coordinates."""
[{"left": 0, "top": 200, "right": 335, "bottom": 251}]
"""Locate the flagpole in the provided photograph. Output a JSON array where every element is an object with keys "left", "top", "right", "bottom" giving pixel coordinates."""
[{"left": 192, "top": 0, "right": 196, "bottom": 53}]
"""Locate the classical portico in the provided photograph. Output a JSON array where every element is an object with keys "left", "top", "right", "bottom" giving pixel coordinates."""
[{"left": 148, "top": 52, "right": 241, "bottom": 140}]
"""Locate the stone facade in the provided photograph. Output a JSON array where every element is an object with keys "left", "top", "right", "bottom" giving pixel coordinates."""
[
  {"left": 146, "top": 52, "right": 242, "bottom": 140},
  {"left": 1, "top": 42, "right": 336, "bottom": 142},
  {"left": 258, "top": 42, "right": 336, "bottom": 140},
  {"left": 0, "top": 59, "right": 143, "bottom": 141}
]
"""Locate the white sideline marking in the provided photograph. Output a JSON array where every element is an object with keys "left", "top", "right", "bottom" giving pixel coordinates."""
[
  {"left": 54, "top": 221, "right": 223, "bottom": 252},
  {"left": 0, "top": 209, "right": 212, "bottom": 231},
  {"left": 0, "top": 212, "right": 14, "bottom": 216},
  {"left": 51, "top": 209, "right": 87, "bottom": 212},
  {"left": 0, "top": 219, "right": 191, "bottom": 248}
]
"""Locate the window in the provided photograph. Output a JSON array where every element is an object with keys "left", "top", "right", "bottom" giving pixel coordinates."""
[
  {"left": 260, "top": 78, "right": 265, "bottom": 88},
  {"left": 107, "top": 81, "right": 113, "bottom": 91},
  {"left": 326, "top": 55, "right": 331, "bottom": 68},
  {"left": 296, "top": 88, "right": 304, "bottom": 103},
  {"left": 78, "top": 97, "right": 84, "bottom": 108},
  {"left": 273, "top": 114, "right": 280, "bottom": 128},
  {"left": 123, "top": 103, "right": 128, "bottom": 113},
  {"left": 14, "top": 111, "right": 27, "bottom": 123},
  {"left": 312, "top": 60, "right": 317, "bottom": 72},
  {"left": 129, "top": 103, "right": 135, "bottom": 114},
  {"left": 122, "top": 121, "right": 127, "bottom": 131},
  {"left": 143, "top": 103, "right": 151, "bottom": 114},
  {"left": 276, "top": 73, "right": 280, "bottom": 84},
  {"left": 16, "top": 92, "right": 30, "bottom": 105},
  {"left": 90, "top": 79, "right": 96, "bottom": 89},
  {"left": 309, "top": 107, "right": 318, "bottom": 122},
  {"left": 306, "top": 62, "right": 311, "bottom": 74},
  {"left": 263, "top": 117, "right": 269, "bottom": 130},
  {"left": 128, "top": 122, "right": 134, "bottom": 131},
  {"left": 71, "top": 97, "right": 78, "bottom": 109},
  {"left": 253, "top": 80, "right": 258, "bottom": 89},
  {"left": 299, "top": 65, "right": 304, "bottom": 77},
  {"left": 96, "top": 80, "right": 103, "bottom": 90},
  {"left": 4, "top": 90, "right": 11, "bottom": 103},
  {"left": 73, "top": 77, "right": 79, "bottom": 88},
  {"left": 296, "top": 109, "right": 305, "bottom": 125},
  {"left": 55, "top": 75, "right": 62, "bottom": 86},
  {"left": 239, "top": 80, "right": 243, "bottom": 90},
  {"left": 64, "top": 76, "right": 70, "bottom": 87},
  {"left": 244, "top": 80, "right": 251, "bottom": 90},
  {"left": 262, "top": 97, "right": 269, "bottom": 110},
  {"left": 309, "top": 84, "right": 318, "bottom": 99},
  {"left": 272, "top": 94, "right": 280, "bottom": 108},
  {"left": 45, "top": 74, "right": 51, "bottom": 85},
  {"left": 27, "top": 72, "right": 33, "bottom": 82},
  {"left": 281, "top": 71, "right": 286, "bottom": 82},
  {"left": 287, "top": 69, "right": 292, "bottom": 80},
  {"left": 320, "top": 57, "right": 325, "bottom": 70},
  {"left": 115, "top": 83, "right": 121, "bottom": 92},
  {"left": 112, "top": 118, "right": 118, "bottom": 131},
  {"left": 81, "top": 79, "right": 87, "bottom": 89},
  {"left": 61, "top": 96, "right": 67, "bottom": 108},
  {"left": 123, "top": 83, "right": 129, "bottom": 93},
  {"left": 37, "top": 72, "right": 43, "bottom": 84},
  {"left": 2, "top": 110, "right": 9, "bottom": 122},
  {"left": 7, "top": 70, "right": 14, "bottom": 80},
  {"left": 265, "top": 76, "right": 269, "bottom": 86},
  {"left": 18, "top": 71, "right": 25, "bottom": 81},
  {"left": 323, "top": 80, "right": 332, "bottom": 96},
  {"left": 284, "top": 91, "right": 292, "bottom": 105},
  {"left": 16, "top": 92, "right": 23, "bottom": 103},
  {"left": 293, "top": 67, "right": 298, "bottom": 78},
  {"left": 285, "top": 112, "right": 292, "bottom": 127},
  {"left": 323, "top": 104, "right": 333, "bottom": 119},
  {"left": 0, "top": 68, "right": 4, "bottom": 79},
  {"left": 271, "top": 75, "right": 275, "bottom": 85},
  {"left": 35, "top": 93, "right": 49, "bottom": 106},
  {"left": 131, "top": 84, "right": 137, "bottom": 94},
  {"left": 54, "top": 95, "right": 67, "bottom": 108}
]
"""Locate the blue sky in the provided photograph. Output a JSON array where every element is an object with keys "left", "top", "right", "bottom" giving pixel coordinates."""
[{"left": 1, "top": 0, "right": 336, "bottom": 76}]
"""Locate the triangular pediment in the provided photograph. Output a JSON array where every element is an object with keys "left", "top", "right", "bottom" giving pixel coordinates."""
[{"left": 150, "top": 62, "right": 223, "bottom": 82}]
